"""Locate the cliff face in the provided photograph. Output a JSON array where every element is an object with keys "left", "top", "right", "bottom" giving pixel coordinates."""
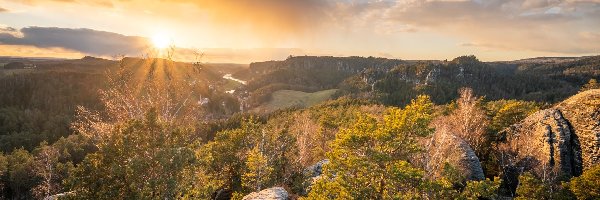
[
  {"left": 555, "top": 89, "right": 600, "bottom": 170},
  {"left": 498, "top": 89, "right": 600, "bottom": 184},
  {"left": 499, "top": 108, "right": 582, "bottom": 181}
]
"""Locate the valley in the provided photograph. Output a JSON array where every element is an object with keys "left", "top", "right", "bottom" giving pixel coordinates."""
[{"left": 0, "top": 54, "right": 599, "bottom": 199}]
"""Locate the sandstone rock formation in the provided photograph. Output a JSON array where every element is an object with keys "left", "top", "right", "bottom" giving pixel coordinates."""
[
  {"left": 555, "top": 89, "right": 600, "bottom": 170},
  {"left": 242, "top": 187, "right": 289, "bottom": 200},
  {"left": 304, "top": 159, "right": 329, "bottom": 178},
  {"left": 427, "top": 131, "right": 485, "bottom": 181},
  {"left": 301, "top": 159, "right": 329, "bottom": 195},
  {"left": 499, "top": 89, "right": 600, "bottom": 183},
  {"left": 498, "top": 108, "right": 582, "bottom": 181}
]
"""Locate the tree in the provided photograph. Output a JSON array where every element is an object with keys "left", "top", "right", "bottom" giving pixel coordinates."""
[
  {"left": 198, "top": 116, "right": 299, "bottom": 197},
  {"left": 242, "top": 146, "right": 273, "bottom": 192},
  {"left": 568, "top": 164, "right": 600, "bottom": 199},
  {"left": 198, "top": 117, "right": 263, "bottom": 194},
  {"left": 6, "top": 148, "right": 36, "bottom": 199},
  {"left": 438, "top": 88, "right": 490, "bottom": 154},
  {"left": 72, "top": 57, "right": 202, "bottom": 146},
  {"left": 32, "top": 143, "right": 61, "bottom": 199},
  {"left": 486, "top": 100, "right": 540, "bottom": 134},
  {"left": 515, "top": 172, "right": 549, "bottom": 200},
  {"left": 580, "top": 78, "right": 600, "bottom": 92},
  {"left": 0, "top": 153, "right": 7, "bottom": 193},
  {"left": 459, "top": 178, "right": 501, "bottom": 200},
  {"left": 67, "top": 109, "right": 198, "bottom": 199},
  {"left": 307, "top": 95, "right": 456, "bottom": 199}
]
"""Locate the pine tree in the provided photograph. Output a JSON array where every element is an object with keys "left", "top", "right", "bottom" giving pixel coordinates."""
[
  {"left": 568, "top": 164, "right": 600, "bottom": 199},
  {"left": 242, "top": 146, "right": 273, "bottom": 192},
  {"left": 306, "top": 95, "right": 456, "bottom": 199}
]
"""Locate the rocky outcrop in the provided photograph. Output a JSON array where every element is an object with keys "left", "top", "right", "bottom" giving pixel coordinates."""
[
  {"left": 304, "top": 159, "right": 329, "bottom": 178},
  {"left": 301, "top": 159, "right": 329, "bottom": 195},
  {"left": 242, "top": 187, "right": 289, "bottom": 200},
  {"left": 496, "top": 90, "right": 600, "bottom": 196},
  {"left": 555, "top": 89, "right": 600, "bottom": 170},
  {"left": 498, "top": 89, "right": 600, "bottom": 183},
  {"left": 498, "top": 109, "right": 582, "bottom": 181},
  {"left": 427, "top": 131, "right": 485, "bottom": 181}
]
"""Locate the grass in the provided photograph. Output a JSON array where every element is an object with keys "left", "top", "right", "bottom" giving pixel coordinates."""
[
  {"left": 222, "top": 79, "right": 244, "bottom": 91},
  {"left": 253, "top": 89, "right": 339, "bottom": 112}
]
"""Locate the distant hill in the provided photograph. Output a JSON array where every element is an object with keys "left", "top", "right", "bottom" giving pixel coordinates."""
[
  {"left": 234, "top": 55, "right": 600, "bottom": 108},
  {"left": 0, "top": 56, "right": 246, "bottom": 151},
  {"left": 3, "top": 62, "right": 28, "bottom": 69}
]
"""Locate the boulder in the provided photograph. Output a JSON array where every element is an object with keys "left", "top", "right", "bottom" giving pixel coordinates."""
[
  {"left": 555, "top": 89, "right": 600, "bottom": 170},
  {"left": 427, "top": 131, "right": 485, "bottom": 181},
  {"left": 304, "top": 159, "right": 329, "bottom": 178},
  {"left": 301, "top": 159, "right": 329, "bottom": 195},
  {"left": 498, "top": 89, "right": 600, "bottom": 182},
  {"left": 499, "top": 108, "right": 581, "bottom": 181},
  {"left": 242, "top": 187, "right": 289, "bottom": 200}
]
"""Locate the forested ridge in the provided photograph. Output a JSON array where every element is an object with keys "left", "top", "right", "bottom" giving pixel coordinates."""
[
  {"left": 240, "top": 55, "right": 600, "bottom": 108},
  {"left": 0, "top": 55, "right": 599, "bottom": 199}
]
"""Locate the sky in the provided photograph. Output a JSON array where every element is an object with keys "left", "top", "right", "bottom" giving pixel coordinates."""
[{"left": 0, "top": 0, "right": 599, "bottom": 63}]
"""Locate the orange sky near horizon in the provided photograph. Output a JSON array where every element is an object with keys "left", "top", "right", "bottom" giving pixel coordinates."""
[{"left": 0, "top": 0, "right": 599, "bottom": 63}]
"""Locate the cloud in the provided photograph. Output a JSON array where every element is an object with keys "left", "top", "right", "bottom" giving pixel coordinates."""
[
  {"left": 11, "top": 0, "right": 334, "bottom": 36},
  {"left": 11, "top": 0, "right": 114, "bottom": 7},
  {"left": 0, "top": 7, "right": 8, "bottom": 12},
  {"left": 0, "top": 27, "right": 18, "bottom": 33},
  {"left": 173, "top": 48, "right": 312, "bottom": 64},
  {"left": 381, "top": 0, "right": 600, "bottom": 54},
  {"left": 4, "top": 0, "right": 600, "bottom": 60},
  {"left": 0, "top": 27, "right": 151, "bottom": 56},
  {"left": 0, "top": 44, "right": 84, "bottom": 58},
  {"left": 174, "top": 0, "right": 334, "bottom": 36},
  {"left": 0, "top": 26, "right": 321, "bottom": 63}
]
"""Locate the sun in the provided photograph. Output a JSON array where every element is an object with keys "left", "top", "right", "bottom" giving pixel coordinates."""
[{"left": 152, "top": 33, "right": 171, "bottom": 49}]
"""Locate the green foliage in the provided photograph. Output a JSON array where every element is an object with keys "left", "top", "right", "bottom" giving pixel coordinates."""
[
  {"left": 486, "top": 100, "right": 540, "bottom": 134},
  {"left": 6, "top": 148, "right": 37, "bottom": 199},
  {"left": 0, "top": 152, "right": 7, "bottom": 193},
  {"left": 199, "top": 117, "right": 263, "bottom": 193},
  {"left": 242, "top": 56, "right": 401, "bottom": 106},
  {"left": 31, "top": 142, "right": 75, "bottom": 199},
  {"left": 442, "top": 162, "right": 466, "bottom": 188},
  {"left": 515, "top": 172, "right": 575, "bottom": 200},
  {"left": 198, "top": 116, "right": 299, "bottom": 196},
  {"left": 483, "top": 100, "right": 540, "bottom": 178},
  {"left": 0, "top": 72, "right": 104, "bottom": 152},
  {"left": 67, "top": 109, "right": 198, "bottom": 199},
  {"left": 515, "top": 172, "right": 549, "bottom": 200},
  {"left": 568, "top": 164, "right": 600, "bottom": 199},
  {"left": 307, "top": 95, "right": 455, "bottom": 199},
  {"left": 1, "top": 55, "right": 599, "bottom": 199},
  {"left": 459, "top": 178, "right": 501, "bottom": 200},
  {"left": 242, "top": 146, "right": 274, "bottom": 192}
]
